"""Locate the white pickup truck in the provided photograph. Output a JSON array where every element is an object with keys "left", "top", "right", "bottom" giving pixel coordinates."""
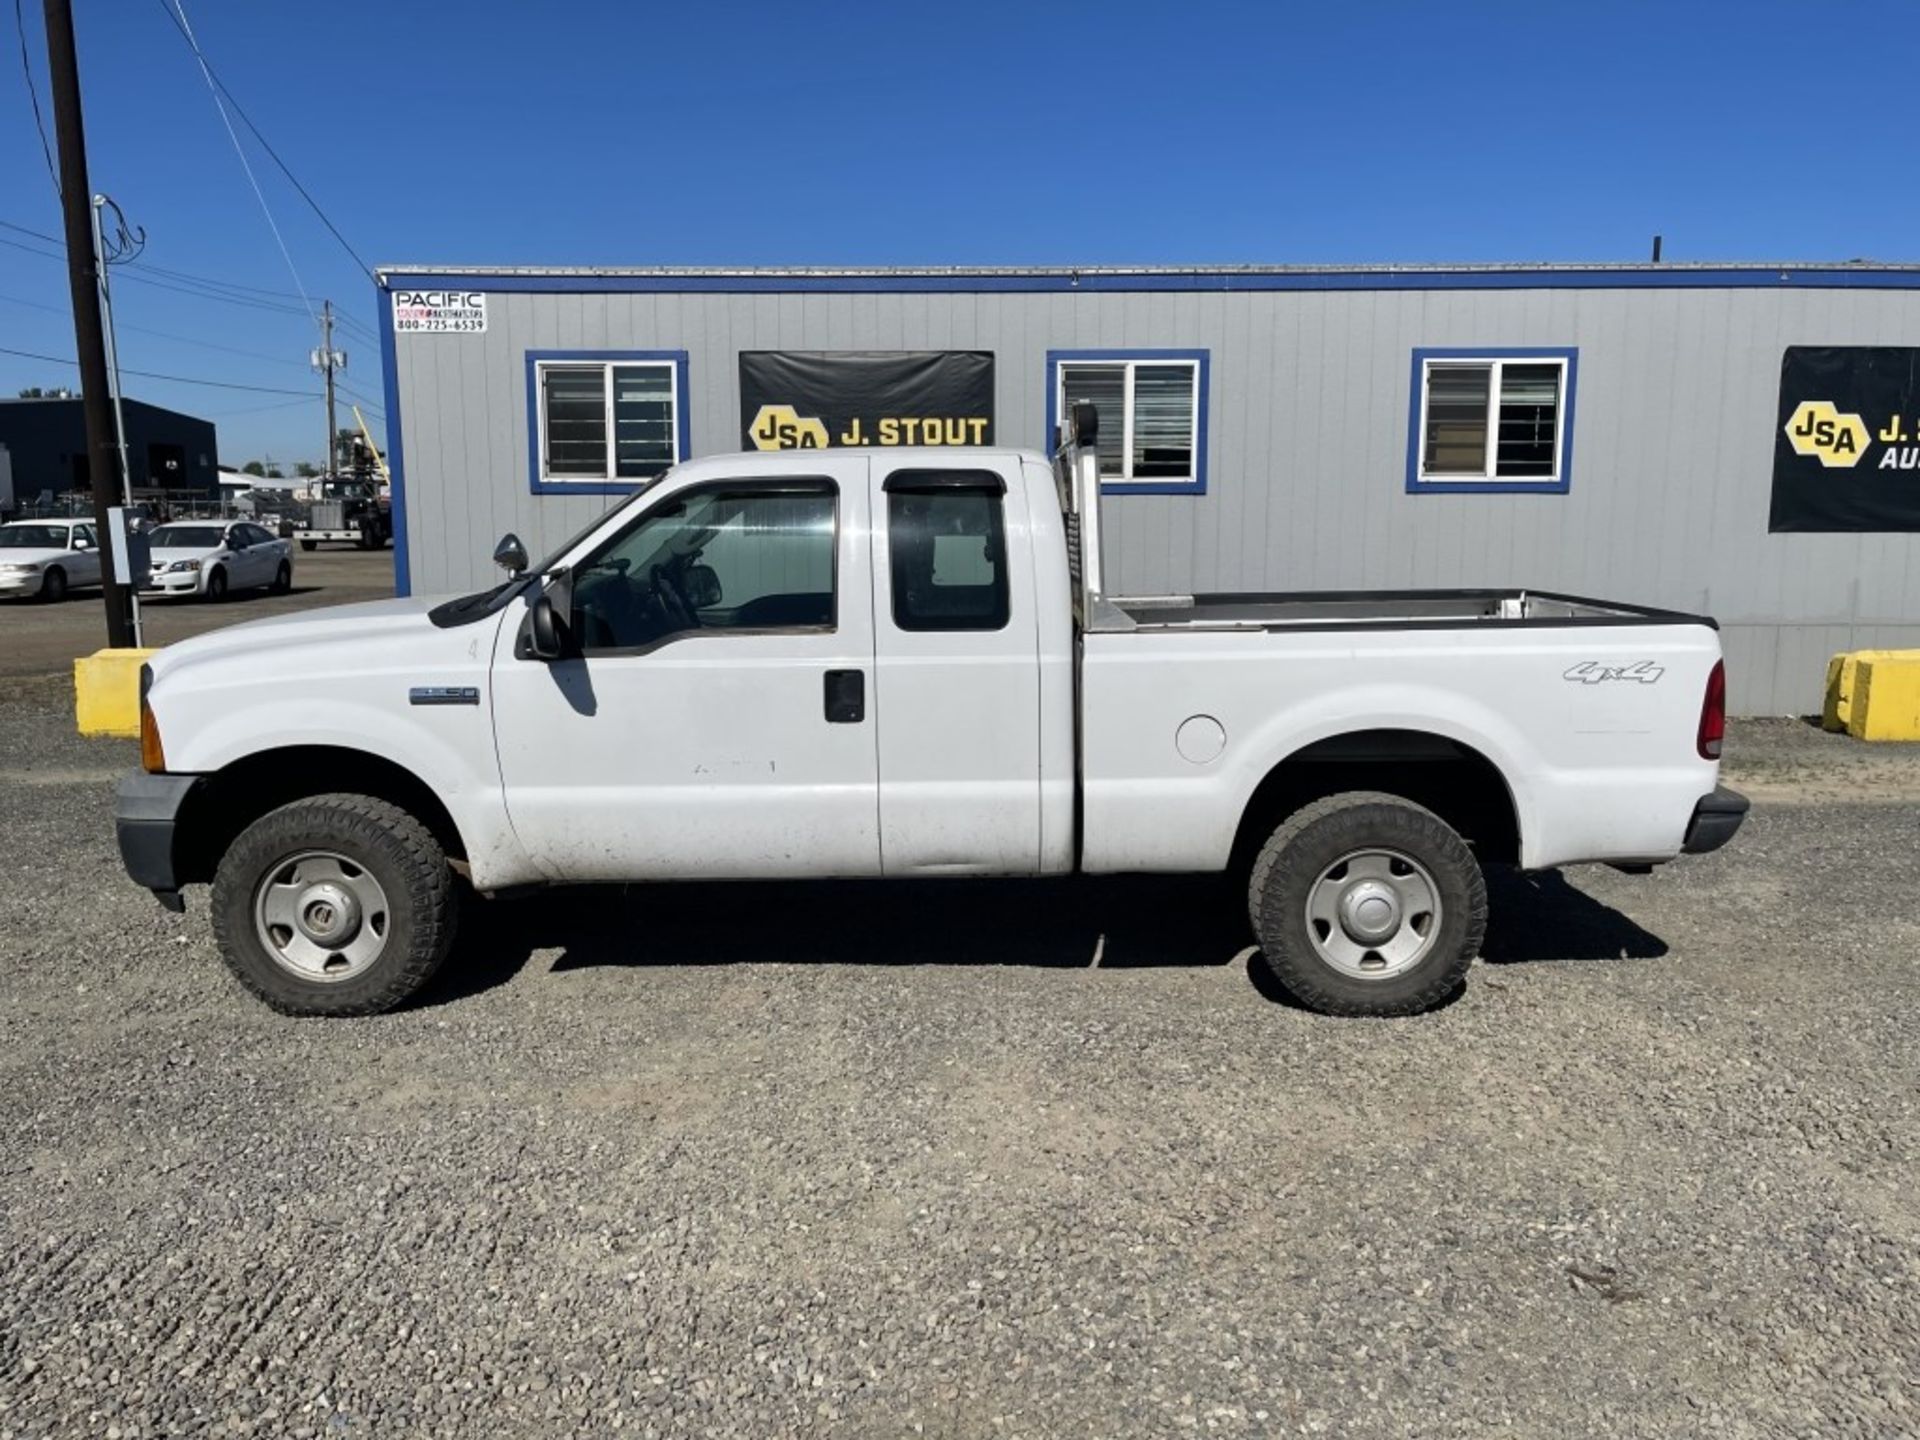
[{"left": 116, "top": 406, "right": 1746, "bottom": 1018}]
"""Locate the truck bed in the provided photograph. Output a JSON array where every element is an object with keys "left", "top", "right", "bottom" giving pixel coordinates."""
[{"left": 1090, "top": 588, "right": 1715, "bottom": 633}]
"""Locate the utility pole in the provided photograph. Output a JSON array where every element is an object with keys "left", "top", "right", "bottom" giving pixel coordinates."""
[
  {"left": 43, "top": 0, "right": 132, "bottom": 647},
  {"left": 314, "top": 301, "right": 343, "bottom": 476}
]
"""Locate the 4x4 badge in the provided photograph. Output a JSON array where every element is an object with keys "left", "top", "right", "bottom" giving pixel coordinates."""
[{"left": 1564, "top": 661, "right": 1664, "bottom": 685}]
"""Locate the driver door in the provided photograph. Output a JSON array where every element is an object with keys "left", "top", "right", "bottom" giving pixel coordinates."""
[{"left": 488, "top": 457, "right": 881, "bottom": 881}]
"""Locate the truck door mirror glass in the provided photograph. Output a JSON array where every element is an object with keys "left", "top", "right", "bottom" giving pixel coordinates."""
[
  {"left": 527, "top": 593, "right": 566, "bottom": 660},
  {"left": 493, "top": 532, "right": 529, "bottom": 575}
]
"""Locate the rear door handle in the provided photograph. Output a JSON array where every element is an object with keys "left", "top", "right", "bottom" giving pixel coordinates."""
[{"left": 824, "top": 669, "right": 865, "bottom": 723}]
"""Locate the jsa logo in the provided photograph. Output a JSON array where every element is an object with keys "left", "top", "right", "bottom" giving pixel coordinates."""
[
  {"left": 748, "top": 404, "right": 829, "bottom": 451},
  {"left": 1564, "top": 661, "right": 1664, "bottom": 685},
  {"left": 1784, "top": 400, "right": 1869, "bottom": 468}
]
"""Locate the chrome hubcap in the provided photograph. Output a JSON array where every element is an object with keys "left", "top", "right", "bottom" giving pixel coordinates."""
[
  {"left": 1305, "top": 848, "right": 1442, "bottom": 980},
  {"left": 253, "top": 851, "right": 390, "bottom": 982}
]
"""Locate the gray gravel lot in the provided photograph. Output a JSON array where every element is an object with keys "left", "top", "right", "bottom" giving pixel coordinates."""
[{"left": 0, "top": 694, "right": 1915, "bottom": 1438}]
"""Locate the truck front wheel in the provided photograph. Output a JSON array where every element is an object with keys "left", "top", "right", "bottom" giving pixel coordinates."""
[
  {"left": 209, "top": 794, "right": 458, "bottom": 1016},
  {"left": 1248, "top": 791, "right": 1486, "bottom": 1017}
]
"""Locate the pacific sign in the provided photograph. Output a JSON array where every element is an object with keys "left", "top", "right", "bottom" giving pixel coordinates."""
[{"left": 391, "top": 290, "right": 488, "bottom": 335}]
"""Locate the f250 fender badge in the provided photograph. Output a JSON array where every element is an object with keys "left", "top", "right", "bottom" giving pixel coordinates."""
[
  {"left": 409, "top": 686, "right": 480, "bottom": 706},
  {"left": 1563, "top": 661, "right": 1664, "bottom": 685}
]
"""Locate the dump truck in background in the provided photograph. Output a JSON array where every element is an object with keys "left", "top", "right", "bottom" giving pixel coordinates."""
[{"left": 293, "top": 476, "right": 389, "bottom": 551}]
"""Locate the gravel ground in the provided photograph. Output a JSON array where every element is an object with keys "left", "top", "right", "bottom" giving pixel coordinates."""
[{"left": 0, "top": 703, "right": 1915, "bottom": 1438}]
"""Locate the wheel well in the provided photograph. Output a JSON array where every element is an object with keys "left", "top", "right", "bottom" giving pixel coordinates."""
[
  {"left": 1230, "top": 729, "right": 1521, "bottom": 871},
  {"left": 174, "top": 747, "right": 466, "bottom": 885}
]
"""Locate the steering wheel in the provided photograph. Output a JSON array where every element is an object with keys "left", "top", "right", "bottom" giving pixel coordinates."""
[{"left": 650, "top": 564, "right": 695, "bottom": 628}]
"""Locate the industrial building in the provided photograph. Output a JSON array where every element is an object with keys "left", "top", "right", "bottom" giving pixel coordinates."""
[
  {"left": 0, "top": 395, "right": 219, "bottom": 505},
  {"left": 375, "top": 263, "right": 1920, "bottom": 714}
]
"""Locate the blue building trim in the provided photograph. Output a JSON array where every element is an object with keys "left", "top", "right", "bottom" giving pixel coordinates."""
[
  {"left": 1405, "top": 347, "right": 1579, "bottom": 496},
  {"left": 1044, "top": 348, "right": 1211, "bottom": 497},
  {"left": 375, "top": 282, "right": 410, "bottom": 595},
  {"left": 380, "top": 266, "right": 1920, "bottom": 296},
  {"left": 524, "top": 350, "right": 692, "bottom": 496}
]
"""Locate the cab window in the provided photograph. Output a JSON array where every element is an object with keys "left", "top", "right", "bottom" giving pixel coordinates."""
[
  {"left": 570, "top": 481, "right": 836, "bottom": 652},
  {"left": 885, "top": 472, "right": 1010, "bottom": 632}
]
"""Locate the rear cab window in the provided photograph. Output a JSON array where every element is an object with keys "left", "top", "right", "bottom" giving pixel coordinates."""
[{"left": 883, "top": 470, "right": 1010, "bottom": 633}]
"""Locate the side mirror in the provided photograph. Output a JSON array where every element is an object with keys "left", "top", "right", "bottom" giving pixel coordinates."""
[
  {"left": 527, "top": 594, "right": 564, "bottom": 660},
  {"left": 73, "top": 535, "right": 92, "bottom": 550},
  {"left": 493, "top": 532, "right": 529, "bottom": 576},
  {"left": 523, "top": 569, "right": 574, "bottom": 662}
]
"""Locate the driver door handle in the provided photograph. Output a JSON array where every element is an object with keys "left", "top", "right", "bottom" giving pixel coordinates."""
[{"left": 824, "top": 669, "right": 865, "bottom": 723}]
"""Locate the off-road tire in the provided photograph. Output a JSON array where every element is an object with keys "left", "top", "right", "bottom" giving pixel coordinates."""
[
  {"left": 210, "top": 794, "right": 457, "bottom": 1017},
  {"left": 1248, "top": 791, "right": 1487, "bottom": 1017},
  {"left": 39, "top": 566, "right": 67, "bottom": 602},
  {"left": 270, "top": 560, "right": 292, "bottom": 594},
  {"left": 205, "top": 567, "right": 228, "bottom": 601}
]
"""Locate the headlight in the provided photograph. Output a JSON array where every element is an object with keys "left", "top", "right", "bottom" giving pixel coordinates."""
[
  {"left": 0, "top": 562, "right": 43, "bottom": 574},
  {"left": 166, "top": 559, "right": 202, "bottom": 573}
]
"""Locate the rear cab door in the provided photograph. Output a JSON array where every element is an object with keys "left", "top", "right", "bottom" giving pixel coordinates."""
[{"left": 871, "top": 456, "right": 1043, "bottom": 874}]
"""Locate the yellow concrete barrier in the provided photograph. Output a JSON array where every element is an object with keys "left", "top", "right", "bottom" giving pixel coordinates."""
[
  {"left": 1825, "top": 651, "right": 1882, "bottom": 732},
  {"left": 1847, "top": 651, "right": 1920, "bottom": 742},
  {"left": 74, "top": 647, "right": 156, "bottom": 739}
]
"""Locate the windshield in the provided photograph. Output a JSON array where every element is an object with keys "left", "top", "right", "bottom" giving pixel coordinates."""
[
  {"left": 152, "top": 526, "right": 225, "bottom": 548},
  {"left": 0, "top": 525, "right": 68, "bottom": 549}
]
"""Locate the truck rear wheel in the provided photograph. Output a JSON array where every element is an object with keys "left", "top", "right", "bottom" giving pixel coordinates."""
[
  {"left": 209, "top": 794, "right": 458, "bottom": 1016},
  {"left": 1248, "top": 791, "right": 1486, "bottom": 1016}
]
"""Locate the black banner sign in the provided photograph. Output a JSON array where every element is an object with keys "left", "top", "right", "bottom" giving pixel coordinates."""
[
  {"left": 1771, "top": 346, "right": 1920, "bottom": 532},
  {"left": 739, "top": 350, "right": 993, "bottom": 451}
]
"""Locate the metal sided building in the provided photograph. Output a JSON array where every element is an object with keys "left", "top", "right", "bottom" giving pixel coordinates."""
[{"left": 375, "top": 263, "right": 1920, "bottom": 714}]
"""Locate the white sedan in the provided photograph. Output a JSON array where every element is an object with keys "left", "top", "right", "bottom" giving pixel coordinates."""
[
  {"left": 0, "top": 518, "right": 103, "bottom": 602},
  {"left": 144, "top": 521, "right": 294, "bottom": 600}
]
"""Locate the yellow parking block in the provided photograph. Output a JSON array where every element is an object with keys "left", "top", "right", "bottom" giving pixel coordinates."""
[
  {"left": 74, "top": 647, "right": 156, "bottom": 739},
  {"left": 1848, "top": 652, "right": 1920, "bottom": 742}
]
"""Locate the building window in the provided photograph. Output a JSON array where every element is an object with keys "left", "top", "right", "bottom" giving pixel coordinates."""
[
  {"left": 526, "top": 350, "right": 690, "bottom": 494},
  {"left": 1407, "top": 348, "right": 1577, "bottom": 494},
  {"left": 1046, "top": 349, "right": 1209, "bottom": 495}
]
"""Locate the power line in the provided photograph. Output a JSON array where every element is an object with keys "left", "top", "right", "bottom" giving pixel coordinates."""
[
  {"left": 0, "top": 343, "right": 320, "bottom": 396},
  {"left": 12, "top": 0, "right": 59, "bottom": 199},
  {"left": 154, "top": 0, "right": 374, "bottom": 284},
  {"left": 0, "top": 289, "right": 318, "bottom": 368},
  {"left": 165, "top": 0, "right": 318, "bottom": 335},
  {"left": 0, "top": 216, "right": 379, "bottom": 329}
]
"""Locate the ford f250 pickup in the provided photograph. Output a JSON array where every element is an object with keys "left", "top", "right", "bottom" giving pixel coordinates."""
[{"left": 115, "top": 404, "right": 1747, "bottom": 1018}]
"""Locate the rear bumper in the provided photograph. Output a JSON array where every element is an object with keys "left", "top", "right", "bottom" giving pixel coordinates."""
[
  {"left": 1683, "top": 785, "right": 1750, "bottom": 855},
  {"left": 115, "top": 771, "right": 201, "bottom": 911}
]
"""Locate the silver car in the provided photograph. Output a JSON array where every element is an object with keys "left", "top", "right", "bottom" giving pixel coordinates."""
[{"left": 144, "top": 521, "right": 294, "bottom": 601}]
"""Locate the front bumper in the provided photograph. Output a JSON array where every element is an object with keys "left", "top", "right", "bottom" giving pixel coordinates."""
[
  {"left": 1682, "top": 785, "right": 1750, "bottom": 855},
  {"left": 142, "top": 569, "right": 203, "bottom": 595},
  {"left": 0, "top": 571, "right": 45, "bottom": 593},
  {"left": 115, "top": 771, "right": 201, "bottom": 911}
]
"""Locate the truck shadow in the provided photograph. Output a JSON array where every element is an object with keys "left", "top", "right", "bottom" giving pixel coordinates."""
[
  {"left": 423, "top": 866, "right": 1668, "bottom": 1008},
  {"left": 1478, "top": 868, "right": 1670, "bottom": 964}
]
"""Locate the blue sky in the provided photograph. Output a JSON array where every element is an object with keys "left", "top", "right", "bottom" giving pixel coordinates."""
[{"left": 4, "top": 0, "right": 1917, "bottom": 466}]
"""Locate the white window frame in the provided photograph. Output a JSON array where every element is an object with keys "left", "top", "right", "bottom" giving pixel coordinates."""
[
  {"left": 1055, "top": 358, "right": 1202, "bottom": 489},
  {"left": 1416, "top": 354, "right": 1569, "bottom": 486},
  {"left": 535, "top": 358, "right": 681, "bottom": 486}
]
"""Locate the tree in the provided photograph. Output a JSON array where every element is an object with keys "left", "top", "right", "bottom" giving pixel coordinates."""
[
  {"left": 293, "top": 461, "right": 318, "bottom": 478},
  {"left": 264, "top": 465, "right": 284, "bottom": 480},
  {"left": 16, "top": 386, "right": 75, "bottom": 398},
  {"left": 241, "top": 460, "right": 266, "bottom": 477}
]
